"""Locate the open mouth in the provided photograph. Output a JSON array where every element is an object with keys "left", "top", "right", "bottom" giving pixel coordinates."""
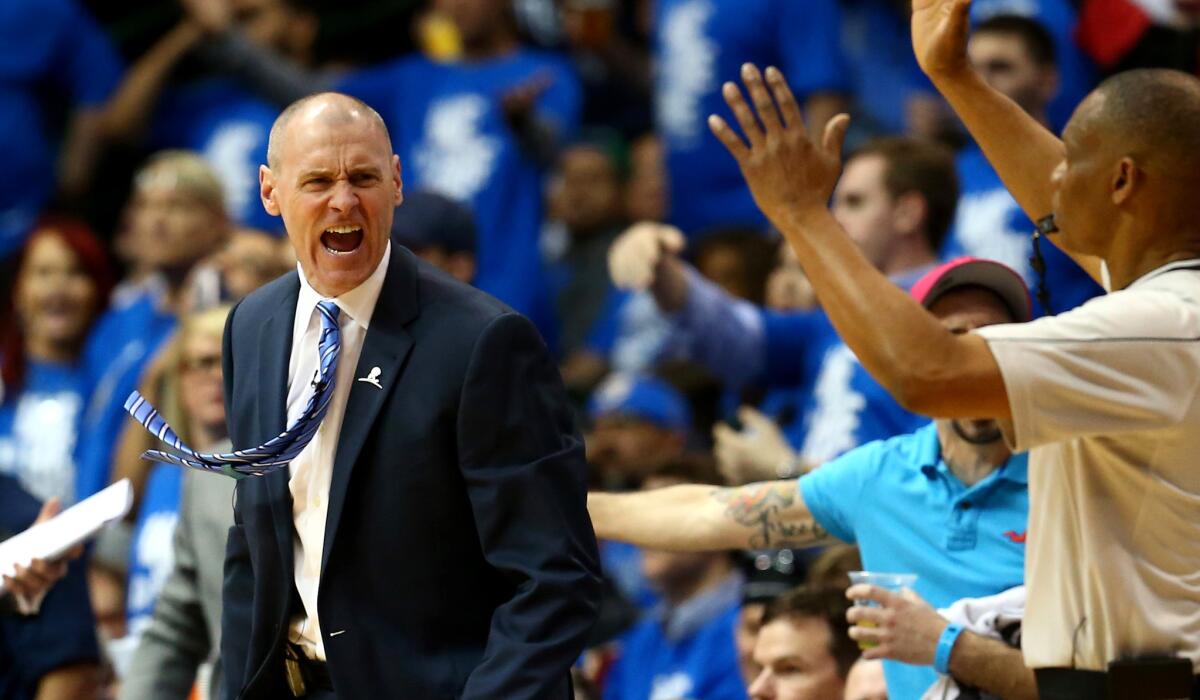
[{"left": 320, "top": 225, "right": 364, "bottom": 255}]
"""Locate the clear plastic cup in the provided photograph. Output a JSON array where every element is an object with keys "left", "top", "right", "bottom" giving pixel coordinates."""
[{"left": 847, "top": 571, "right": 918, "bottom": 649}]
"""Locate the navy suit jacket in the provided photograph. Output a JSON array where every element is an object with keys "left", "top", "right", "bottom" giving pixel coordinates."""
[{"left": 220, "top": 247, "right": 602, "bottom": 699}]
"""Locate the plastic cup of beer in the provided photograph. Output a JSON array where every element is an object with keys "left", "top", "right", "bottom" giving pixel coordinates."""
[{"left": 847, "top": 571, "right": 918, "bottom": 649}]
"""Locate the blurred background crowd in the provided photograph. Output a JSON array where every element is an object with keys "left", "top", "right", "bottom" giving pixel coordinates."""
[{"left": 1, "top": 0, "right": 1198, "bottom": 697}]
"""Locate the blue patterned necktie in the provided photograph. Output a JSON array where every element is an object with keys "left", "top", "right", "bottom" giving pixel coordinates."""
[{"left": 124, "top": 299, "right": 342, "bottom": 480}]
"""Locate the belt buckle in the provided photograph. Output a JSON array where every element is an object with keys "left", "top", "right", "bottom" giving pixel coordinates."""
[{"left": 284, "top": 644, "right": 307, "bottom": 697}]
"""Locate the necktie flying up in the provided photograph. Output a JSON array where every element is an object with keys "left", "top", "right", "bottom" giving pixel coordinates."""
[{"left": 123, "top": 300, "right": 341, "bottom": 480}]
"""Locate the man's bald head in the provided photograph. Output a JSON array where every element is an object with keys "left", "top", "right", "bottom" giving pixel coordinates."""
[
  {"left": 1052, "top": 68, "right": 1200, "bottom": 274},
  {"left": 258, "top": 91, "right": 402, "bottom": 297},
  {"left": 266, "top": 92, "right": 392, "bottom": 170},
  {"left": 1085, "top": 69, "right": 1200, "bottom": 184}
]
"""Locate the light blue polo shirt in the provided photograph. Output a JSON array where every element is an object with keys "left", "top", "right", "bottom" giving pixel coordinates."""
[{"left": 799, "top": 422, "right": 1028, "bottom": 700}]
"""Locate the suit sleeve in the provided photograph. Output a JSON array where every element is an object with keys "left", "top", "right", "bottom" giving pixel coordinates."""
[
  {"left": 456, "top": 313, "right": 603, "bottom": 700},
  {"left": 120, "top": 479, "right": 210, "bottom": 700},
  {"left": 219, "top": 301, "right": 254, "bottom": 700}
]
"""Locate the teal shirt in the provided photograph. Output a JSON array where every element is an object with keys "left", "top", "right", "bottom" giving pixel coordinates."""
[{"left": 799, "top": 422, "right": 1028, "bottom": 700}]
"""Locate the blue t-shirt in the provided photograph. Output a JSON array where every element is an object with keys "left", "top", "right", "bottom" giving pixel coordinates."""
[
  {"left": 603, "top": 590, "right": 747, "bottom": 700},
  {"left": 0, "top": 361, "right": 86, "bottom": 505},
  {"left": 585, "top": 289, "right": 673, "bottom": 374},
  {"left": 840, "top": 0, "right": 938, "bottom": 137},
  {"left": 0, "top": 475, "right": 99, "bottom": 700},
  {"left": 125, "top": 464, "right": 183, "bottom": 636},
  {"left": 667, "top": 265, "right": 929, "bottom": 460},
  {"left": 942, "top": 145, "right": 1103, "bottom": 315},
  {"left": 338, "top": 50, "right": 581, "bottom": 332},
  {"left": 151, "top": 78, "right": 283, "bottom": 234},
  {"left": 761, "top": 309, "right": 927, "bottom": 462},
  {"left": 799, "top": 423, "right": 1029, "bottom": 700},
  {"left": 969, "top": 0, "right": 1095, "bottom": 132},
  {"left": 0, "top": 0, "right": 123, "bottom": 258},
  {"left": 75, "top": 293, "right": 177, "bottom": 501},
  {"left": 599, "top": 539, "right": 661, "bottom": 611},
  {"left": 654, "top": 0, "right": 848, "bottom": 236},
  {"left": 755, "top": 383, "right": 813, "bottom": 451}
]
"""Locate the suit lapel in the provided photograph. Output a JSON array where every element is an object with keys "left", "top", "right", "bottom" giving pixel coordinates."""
[
  {"left": 256, "top": 275, "right": 300, "bottom": 572},
  {"left": 320, "top": 248, "right": 419, "bottom": 578}
]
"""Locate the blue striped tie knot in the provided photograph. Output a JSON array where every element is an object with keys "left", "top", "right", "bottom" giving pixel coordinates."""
[{"left": 124, "top": 299, "right": 342, "bottom": 479}]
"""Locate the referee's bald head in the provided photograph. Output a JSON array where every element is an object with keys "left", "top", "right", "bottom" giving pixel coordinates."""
[
  {"left": 1087, "top": 69, "right": 1200, "bottom": 185},
  {"left": 1056, "top": 69, "right": 1200, "bottom": 255}
]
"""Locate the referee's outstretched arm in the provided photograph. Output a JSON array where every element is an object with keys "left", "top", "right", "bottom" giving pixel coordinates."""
[{"left": 707, "top": 64, "right": 1012, "bottom": 421}]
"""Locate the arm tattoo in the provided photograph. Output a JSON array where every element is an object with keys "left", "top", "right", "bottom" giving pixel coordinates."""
[{"left": 711, "top": 482, "right": 827, "bottom": 549}]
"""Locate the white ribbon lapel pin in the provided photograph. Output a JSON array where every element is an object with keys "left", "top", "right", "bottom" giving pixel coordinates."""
[{"left": 357, "top": 366, "right": 383, "bottom": 389}]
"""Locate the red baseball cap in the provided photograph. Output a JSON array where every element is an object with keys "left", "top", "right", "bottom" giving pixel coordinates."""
[{"left": 911, "top": 257, "right": 1033, "bottom": 323}]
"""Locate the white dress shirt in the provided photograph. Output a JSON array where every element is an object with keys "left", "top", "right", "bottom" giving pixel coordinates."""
[{"left": 285, "top": 243, "right": 391, "bottom": 660}]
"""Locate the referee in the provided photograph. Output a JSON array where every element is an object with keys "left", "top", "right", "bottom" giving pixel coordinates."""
[{"left": 700, "top": 1, "right": 1200, "bottom": 697}]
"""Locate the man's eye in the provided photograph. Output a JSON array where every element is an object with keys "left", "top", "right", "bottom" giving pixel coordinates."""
[
  {"left": 353, "top": 174, "right": 379, "bottom": 185},
  {"left": 985, "top": 60, "right": 1015, "bottom": 75}
]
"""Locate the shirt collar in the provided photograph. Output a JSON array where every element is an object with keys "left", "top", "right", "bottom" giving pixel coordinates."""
[
  {"left": 659, "top": 570, "right": 744, "bottom": 642},
  {"left": 1126, "top": 257, "right": 1200, "bottom": 289},
  {"left": 914, "top": 422, "right": 1028, "bottom": 486},
  {"left": 296, "top": 242, "right": 391, "bottom": 331},
  {"left": 889, "top": 262, "right": 939, "bottom": 292}
]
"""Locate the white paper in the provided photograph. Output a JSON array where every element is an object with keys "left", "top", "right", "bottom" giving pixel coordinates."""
[{"left": 0, "top": 479, "right": 133, "bottom": 591}]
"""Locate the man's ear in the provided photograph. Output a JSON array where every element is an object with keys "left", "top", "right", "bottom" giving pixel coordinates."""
[
  {"left": 447, "top": 253, "right": 476, "bottom": 284},
  {"left": 1038, "top": 66, "right": 1060, "bottom": 108},
  {"left": 260, "top": 165, "right": 281, "bottom": 217},
  {"left": 892, "top": 191, "right": 929, "bottom": 238},
  {"left": 1111, "top": 157, "right": 1140, "bottom": 207},
  {"left": 392, "top": 154, "right": 404, "bottom": 206}
]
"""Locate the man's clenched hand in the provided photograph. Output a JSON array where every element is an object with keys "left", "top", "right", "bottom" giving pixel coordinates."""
[{"left": 608, "top": 222, "right": 686, "bottom": 292}]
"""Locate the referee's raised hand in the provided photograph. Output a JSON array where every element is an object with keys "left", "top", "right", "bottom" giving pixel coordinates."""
[{"left": 707, "top": 64, "right": 849, "bottom": 235}]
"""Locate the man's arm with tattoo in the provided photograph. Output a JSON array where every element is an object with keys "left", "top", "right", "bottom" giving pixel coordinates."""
[{"left": 588, "top": 481, "right": 834, "bottom": 551}]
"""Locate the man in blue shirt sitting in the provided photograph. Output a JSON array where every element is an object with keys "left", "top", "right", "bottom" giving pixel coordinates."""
[
  {"left": 590, "top": 258, "right": 1037, "bottom": 700},
  {"left": 608, "top": 137, "right": 958, "bottom": 473},
  {"left": 602, "top": 457, "right": 749, "bottom": 700},
  {"left": 76, "top": 152, "right": 231, "bottom": 503}
]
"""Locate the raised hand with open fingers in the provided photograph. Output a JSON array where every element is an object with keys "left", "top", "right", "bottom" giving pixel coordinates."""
[
  {"left": 911, "top": 0, "right": 973, "bottom": 79},
  {"left": 708, "top": 64, "right": 850, "bottom": 234}
]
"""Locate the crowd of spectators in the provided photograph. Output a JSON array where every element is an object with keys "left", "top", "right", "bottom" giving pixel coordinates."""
[{"left": 1, "top": 0, "right": 1195, "bottom": 698}]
